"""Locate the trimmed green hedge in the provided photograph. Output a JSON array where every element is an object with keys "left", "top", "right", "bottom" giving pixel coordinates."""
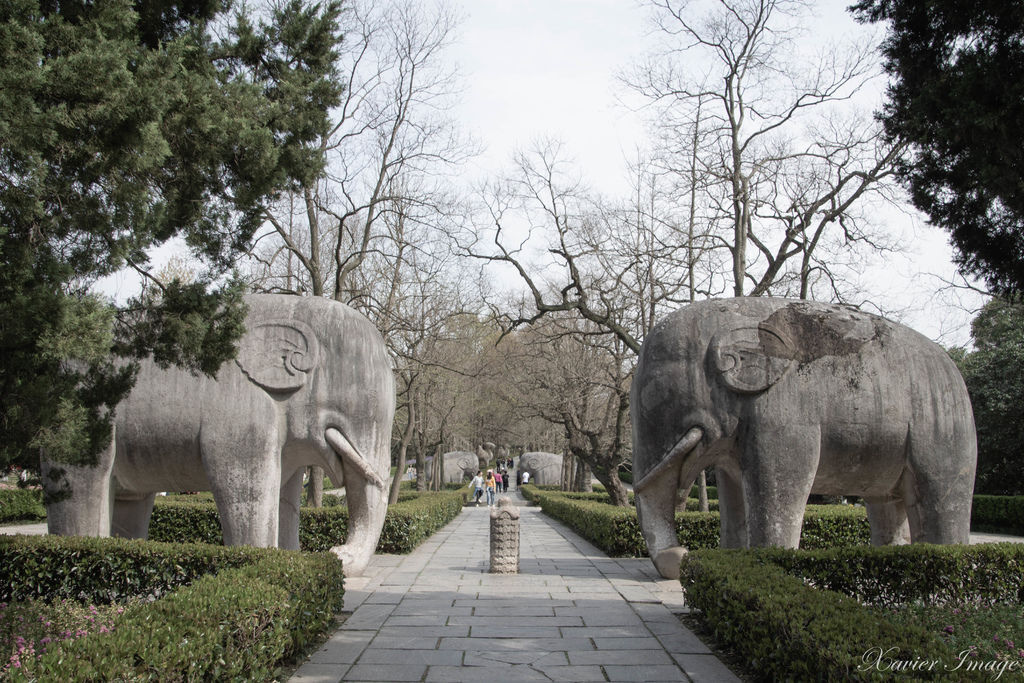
[
  {"left": 971, "top": 495, "right": 1024, "bottom": 535},
  {"left": 377, "top": 491, "right": 466, "bottom": 553},
  {"left": 0, "top": 535, "right": 343, "bottom": 681},
  {"left": 147, "top": 490, "right": 465, "bottom": 554},
  {"left": 681, "top": 544, "right": 1024, "bottom": 681},
  {"left": 522, "top": 486, "right": 871, "bottom": 556},
  {"left": 0, "top": 488, "right": 46, "bottom": 523}
]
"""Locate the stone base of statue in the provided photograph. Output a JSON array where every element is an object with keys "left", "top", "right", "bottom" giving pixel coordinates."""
[{"left": 489, "top": 497, "right": 519, "bottom": 573}]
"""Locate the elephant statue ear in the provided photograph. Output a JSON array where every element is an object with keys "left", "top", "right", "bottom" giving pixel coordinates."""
[
  {"left": 709, "top": 326, "right": 796, "bottom": 395},
  {"left": 235, "top": 319, "right": 320, "bottom": 392}
]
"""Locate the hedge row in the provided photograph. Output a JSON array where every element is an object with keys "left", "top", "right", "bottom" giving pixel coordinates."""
[
  {"left": 521, "top": 486, "right": 871, "bottom": 556},
  {"left": 0, "top": 534, "right": 343, "bottom": 681},
  {"left": 680, "top": 544, "right": 1024, "bottom": 681},
  {"left": 971, "top": 495, "right": 1024, "bottom": 536},
  {"left": 0, "top": 488, "right": 45, "bottom": 523},
  {"left": 147, "top": 490, "right": 465, "bottom": 554},
  {"left": 376, "top": 491, "right": 466, "bottom": 553}
]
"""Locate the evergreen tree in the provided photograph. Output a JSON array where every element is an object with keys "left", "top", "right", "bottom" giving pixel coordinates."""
[
  {"left": 953, "top": 300, "right": 1024, "bottom": 495},
  {"left": 0, "top": 0, "right": 342, "bottom": 471},
  {"left": 852, "top": 0, "right": 1024, "bottom": 296}
]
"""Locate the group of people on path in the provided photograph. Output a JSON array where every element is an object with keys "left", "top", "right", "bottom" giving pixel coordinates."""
[{"left": 469, "top": 461, "right": 525, "bottom": 506}]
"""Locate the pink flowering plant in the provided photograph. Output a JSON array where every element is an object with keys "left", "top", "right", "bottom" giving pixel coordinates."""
[
  {"left": 0, "top": 598, "right": 133, "bottom": 675},
  {"left": 880, "top": 603, "right": 1024, "bottom": 664}
]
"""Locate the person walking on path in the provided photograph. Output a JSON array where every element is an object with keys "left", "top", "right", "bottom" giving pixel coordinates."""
[
  {"left": 521, "top": 470, "right": 530, "bottom": 485},
  {"left": 484, "top": 470, "right": 497, "bottom": 506},
  {"left": 469, "top": 471, "right": 484, "bottom": 506}
]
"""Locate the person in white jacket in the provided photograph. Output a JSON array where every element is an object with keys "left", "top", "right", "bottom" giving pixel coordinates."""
[{"left": 469, "top": 471, "right": 484, "bottom": 506}]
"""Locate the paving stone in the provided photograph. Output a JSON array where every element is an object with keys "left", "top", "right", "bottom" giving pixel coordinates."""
[
  {"left": 567, "top": 649, "right": 674, "bottom": 666},
  {"left": 439, "top": 636, "right": 596, "bottom": 652},
  {"left": 534, "top": 665, "right": 609, "bottom": 681},
  {"left": 673, "top": 653, "right": 744, "bottom": 682},
  {"left": 356, "top": 648, "right": 463, "bottom": 665},
  {"left": 341, "top": 663, "right": 426, "bottom": 681},
  {"left": 340, "top": 603, "right": 395, "bottom": 630},
  {"left": 287, "top": 663, "right": 347, "bottom": 682},
  {"left": 593, "top": 636, "right": 665, "bottom": 650},
  {"left": 468, "top": 625, "right": 562, "bottom": 638},
  {"left": 604, "top": 664, "right": 689, "bottom": 681},
  {"left": 424, "top": 664, "right": 550, "bottom": 682},
  {"left": 303, "top": 630, "right": 374, "bottom": 665}
]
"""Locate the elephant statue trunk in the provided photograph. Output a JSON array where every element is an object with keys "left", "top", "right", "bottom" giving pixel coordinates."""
[{"left": 631, "top": 298, "right": 977, "bottom": 579}]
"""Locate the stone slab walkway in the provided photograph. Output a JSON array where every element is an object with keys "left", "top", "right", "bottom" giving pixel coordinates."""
[{"left": 289, "top": 493, "right": 739, "bottom": 683}]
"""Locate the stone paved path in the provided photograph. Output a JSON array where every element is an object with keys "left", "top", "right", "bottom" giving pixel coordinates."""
[{"left": 289, "top": 494, "right": 740, "bottom": 683}]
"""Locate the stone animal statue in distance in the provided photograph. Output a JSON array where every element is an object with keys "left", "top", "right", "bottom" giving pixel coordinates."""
[
  {"left": 519, "top": 452, "right": 564, "bottom": 486},
  {"left": 42, "top": 294, "right": 396, "bottom": 576},
  {"left": 630, "top": 297, "right": 977, "bottom": 579},
  {"left": 440, "top": 451, "right": 479, "bottom": 484}
]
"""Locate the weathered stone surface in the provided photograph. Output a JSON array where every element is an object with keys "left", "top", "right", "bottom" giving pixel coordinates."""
[
  {"left": 43, "top": 294, "right": 395, "bottom": 576},
  {"left": 631, "top": 297, "right": 977, "bottom": 578},
  {"left": 519, "top": 452, "right": 564, "bottom": 486},
  {"left": 489, "top": 497, "right": 520, "bottom": 573},
  {"left": 440, "top": 452, "right": 477, "bottom": 484}
]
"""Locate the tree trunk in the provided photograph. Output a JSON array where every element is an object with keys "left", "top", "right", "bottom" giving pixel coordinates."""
[
  {"left": 388, "top": 400, "right": 415, "bottom": 505},
  {"left": 698, "top": 469, "right": 709, "bottom": 513},
  {"left": 575, "top": 460, "right": 593, "bottom": 493},
  {"left": 307, "top": 466, "right": 323, "bottom": 508}
]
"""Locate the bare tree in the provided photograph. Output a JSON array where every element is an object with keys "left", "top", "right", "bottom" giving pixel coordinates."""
[
  {"left": 624, "top": 0, "right": 904, "bottom": 299},
  {"left": 244, "top": 0, "right": 469, "bottom": 504}
]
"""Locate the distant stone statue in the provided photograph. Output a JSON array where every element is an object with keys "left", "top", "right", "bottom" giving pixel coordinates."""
[
  {"left": 519, "top": 452, "right": 564, "bottom": 486},
  {"left": 42, "top": 295, "right": 395, "bottom": 576},
  {"left": 476, "top": 442, "right": 495, "bottom": 470},
  {"left": 630, "top": 297, "right": 978, "bottom": 579},
  {"left": 440, "top": 451, "right": 478, "bottom": 484}
]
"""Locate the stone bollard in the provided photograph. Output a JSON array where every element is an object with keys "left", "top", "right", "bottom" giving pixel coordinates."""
[{"left": 489, "top": 497, "right": 520, "bottom": 573}]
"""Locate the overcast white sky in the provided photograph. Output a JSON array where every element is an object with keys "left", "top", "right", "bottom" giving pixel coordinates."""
[{"left": 447, "top": 0, "right": 987, "bottom": 346}]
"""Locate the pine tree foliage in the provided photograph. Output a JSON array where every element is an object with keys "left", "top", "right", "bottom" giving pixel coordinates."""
[
  {"left": 852, "top": 0, "right": 1024, "bottom": 296},
  {"left": 0, "top": 0, "right": 343, "bottom": 470},
  {"left": 952, "top": 299, "right": 1024, "bottom": 495}
]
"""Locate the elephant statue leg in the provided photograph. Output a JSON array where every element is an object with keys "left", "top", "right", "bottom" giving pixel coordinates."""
[
  {"left": 740, "top": 425, "right": 819, "bottom": 548},
  {"left": 112, "top": 490, "right": 156, "bottom": 539},
  {"left": 864, "top": 497, "right": 911, "bottom": 545},
  {"left": 42, "top": 439, "right": 115, "bottom": 538},
  {"left": 902, "top": 428, "right": 975, "bottom": 544},
  {"left": 715, "top": 463, "right": 747, "bottom": 548},
  {"left": 278, "top": 469, "right": 305, "bottom": 550},
  {"left": 202, "top": 405, "right": 282, "bottom": 547}
]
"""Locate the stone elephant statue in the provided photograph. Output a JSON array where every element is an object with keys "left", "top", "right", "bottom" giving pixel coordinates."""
[
  {"left": 43, "top": 294, "right": 395, "bottom": 576},
  {"left": 441, "top": 451, "right": 478, "bottom": 484},
  {"left": 519, "top": 452, "right": 563, "bottom": 486},
  {"left": 631, "top": 297, "right": 977, "bottom": 579}
]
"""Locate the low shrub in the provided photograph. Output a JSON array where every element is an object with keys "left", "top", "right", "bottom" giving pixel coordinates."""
[
  {"left": 523, "top": 487, "right": 871, "bottom": 556},
  {"left": 377, "top": 491, "right": 466, "bottom": 553},
  {"left": 0, "top": 489, "right": 45, "bottom": 524},
  {"left": 687, "top": 484, "right": 718, "bottom": 500},
  {"left": 680, "top": 544, "right": 1024, "bottom": 681},
  {"left": 148, "top": 490, "right": 464, "bottom": 555},
  {"left": 971, "top": 495, "right": 1024, "bottom": 536},
  {"left": 0, "top": 535, "right": 342, "bottom": 681}
]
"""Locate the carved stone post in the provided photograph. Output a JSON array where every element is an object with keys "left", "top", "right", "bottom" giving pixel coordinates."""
[{"left": 489, "top": 497, "right": 520, "bottom": 573}]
